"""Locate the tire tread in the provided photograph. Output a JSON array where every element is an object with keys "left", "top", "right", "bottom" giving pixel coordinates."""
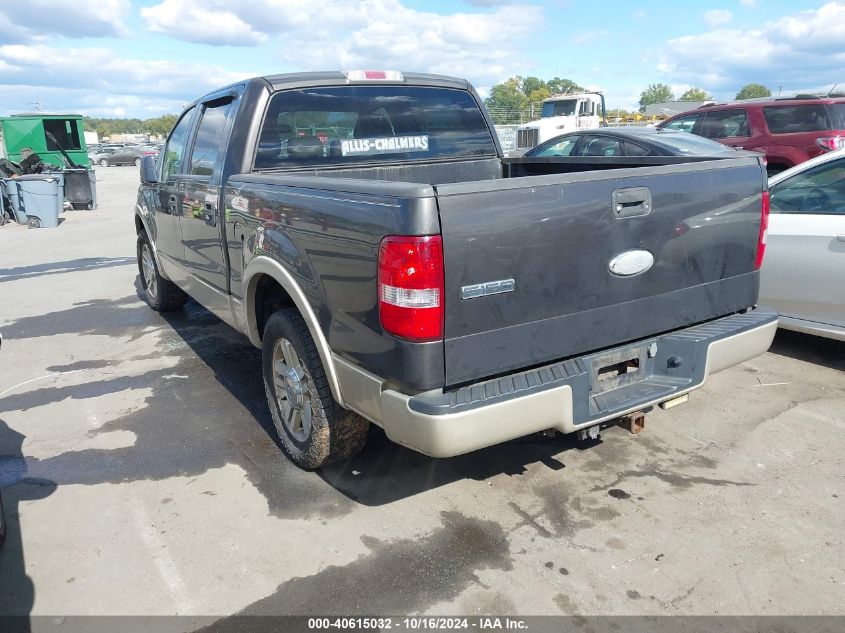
[{"left": 263, "top": 308, "right": 368, "bottom": 469}]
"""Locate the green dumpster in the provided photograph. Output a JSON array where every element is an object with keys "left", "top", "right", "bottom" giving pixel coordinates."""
[{"left": 0, "top": 114, "right": 89, "bottom": 169}]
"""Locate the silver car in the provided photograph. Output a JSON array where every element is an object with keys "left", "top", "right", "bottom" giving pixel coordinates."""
[{"left": 760, "top": 147, "right": 845, "bottom": 341}]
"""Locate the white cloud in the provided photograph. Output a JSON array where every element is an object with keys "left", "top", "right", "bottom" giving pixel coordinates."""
[
  {"left": 139, "top": 0, "right": 542, "bottom": 87},
  {"left": 0, "top": 44, "right": 247, "bottom": 115},
  {"left": 659, "top": 2, "right": 845, "bottom": 92},
  {"left": 141, "top": 0, "right": 268, "bottom": 46},
  {"left": 704, "top": 9, "right": 733, "bottom": 27},
  {"left": 0, "top": 0, "right": 130, "bottom": 38},
  {"left": 740, "top": 0, "right": 757, "bottom": 7}
]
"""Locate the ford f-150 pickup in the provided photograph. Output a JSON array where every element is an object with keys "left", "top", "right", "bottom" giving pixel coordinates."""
[{"left": 134, "top": 70, "right": 777, "bottom": 469}]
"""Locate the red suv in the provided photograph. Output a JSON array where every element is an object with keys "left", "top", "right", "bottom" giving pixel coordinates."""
[{"left": 657, "top": 96, "right": 845, "bottom": 175}]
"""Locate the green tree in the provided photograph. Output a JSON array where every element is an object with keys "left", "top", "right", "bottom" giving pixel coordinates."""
[
  {"left": 521, "top": 76, "right": 546, "bottom": 96},
  {"left": 146, "top": 114, "right": 179, "bottom": 137},
  {"left": 527, "top": 87, "right": 551, "bottom": 103},
  {"left": 83, "top": 114, "right": 180, "bottom": 140},
  {"left": 735, "top": 83, "right": 771, "bottom": 100},
  {"left": 484, "top": 76, "right": 584, "bottom": 124},
  {"left": 484, "top": 77, "right": 530, "bottom": 124},
  {"left": 638, "top": 83, "right": 675, "bottom": 112},
  {"left": 679, "top": 87, "right": 712, "bottom": 101},
  {"left": 546, "top": 77, "right": 584, "bottom": 95}
]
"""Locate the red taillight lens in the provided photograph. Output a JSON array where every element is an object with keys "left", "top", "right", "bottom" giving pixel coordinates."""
[
  {"left": 378, "top": 235, "right": 444, "bottom": 342},
  {"left": 755, "top": 191, "right": 770, "bottom": 270},
  {"left": 816, "top": 136, "right": 845, "bottom": 152}
]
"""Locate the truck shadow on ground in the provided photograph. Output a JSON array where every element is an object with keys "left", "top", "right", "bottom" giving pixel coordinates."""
[
  {"left": 768, "top": 329, "right": 845, "bottom": 372},
  {"left": 0, "top": 418, "right": 57, "bottom": 626},
  {"left": 155, "top": 288, "right": 604, "bottom": 508},
  {"left": 0, "top": 256, "right": 135, "bottom": 284}
]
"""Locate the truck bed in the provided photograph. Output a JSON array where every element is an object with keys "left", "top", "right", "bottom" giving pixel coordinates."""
[{"left": 230, "top": 153, "right": 765, "bottom": 388}]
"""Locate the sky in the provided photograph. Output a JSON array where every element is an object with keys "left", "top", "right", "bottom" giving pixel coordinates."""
[{"left": 0, "top": 0, "right": 843, "bottom": 118}]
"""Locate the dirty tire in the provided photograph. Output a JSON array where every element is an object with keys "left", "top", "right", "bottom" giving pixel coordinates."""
[
  {"left": 136, "top": 231, "right": 188, "bottom": 311},
  {"left": 262, "top": 308, "right": 369, "bottom": 469}
]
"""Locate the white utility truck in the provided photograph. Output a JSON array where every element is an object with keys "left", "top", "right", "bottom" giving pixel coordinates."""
[{"left": 515, "top": 92, "right": 607, "bottom": 152}]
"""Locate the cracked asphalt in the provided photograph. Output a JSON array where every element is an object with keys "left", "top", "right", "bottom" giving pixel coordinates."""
[{"left": 0, "top": 167, "right": 843, "bottom": 621}]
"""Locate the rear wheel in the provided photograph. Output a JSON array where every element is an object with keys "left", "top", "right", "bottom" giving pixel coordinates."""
[
  {"left": 134, "top": 157, "right": 142, "bottom": 166},
  {"left": 26, "top": 216, "right": 41, "bottom": 229},
  {"left": 137, "top": 231, "right": 188, "bottom": 311},
  {"left": 262, "top": 308, "right": 369, "bottom": 469}
]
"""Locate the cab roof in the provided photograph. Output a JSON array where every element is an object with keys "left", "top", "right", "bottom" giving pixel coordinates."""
[{"left": 260, "top": 71, "right": 470, "bottom": 92}]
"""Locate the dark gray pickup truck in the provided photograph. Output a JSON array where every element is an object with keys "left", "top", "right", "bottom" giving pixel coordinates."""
[{"left": 135, "top": 70, "right": 777, "bottom": 469}]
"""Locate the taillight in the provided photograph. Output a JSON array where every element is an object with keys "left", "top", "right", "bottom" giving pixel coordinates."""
[
  {"left": 378, "top": 235, "right": 444, "bottom": 342},
  {"left": 816, "top": 136, "right": 845, "bottom": 151},
  {"left": 755, "top": 191, "right": 770, "bottom": 270}
]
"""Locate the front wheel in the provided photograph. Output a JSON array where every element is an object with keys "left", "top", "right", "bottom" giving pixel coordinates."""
[
  {"left": 99, "top": 158, "right": 109, "bottom": 167},
  {"left": 137, "top": 231, "right": 188, "bottom": 311},
  {"left": 262, "top": 308, "right": 369, "bottom": 469},
  {"left": 134, "top": 157, "right": 142, "bottom": 166}
]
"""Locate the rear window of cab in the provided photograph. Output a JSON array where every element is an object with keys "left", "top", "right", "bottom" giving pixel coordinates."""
[{"left": 254, "top": 86, "right": 497, "bottom": 169}]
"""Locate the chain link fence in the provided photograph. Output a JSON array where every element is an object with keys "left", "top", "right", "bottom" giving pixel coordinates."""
[{"left": 485, "top": 104, "right": 545, "bottom": 125}]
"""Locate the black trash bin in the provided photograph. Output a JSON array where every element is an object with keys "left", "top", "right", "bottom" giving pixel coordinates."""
[{"left": 63, "top": 168, "right": 96, "bottom": 210}]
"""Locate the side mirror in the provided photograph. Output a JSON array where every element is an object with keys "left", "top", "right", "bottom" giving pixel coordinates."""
[{"left": 140, "top": 154, "right": 159, "bottom": 184}]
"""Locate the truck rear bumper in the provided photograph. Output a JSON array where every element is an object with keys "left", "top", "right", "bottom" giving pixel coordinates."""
[{"left": 335, "top": 307, "right": 778, "bottom": 458}]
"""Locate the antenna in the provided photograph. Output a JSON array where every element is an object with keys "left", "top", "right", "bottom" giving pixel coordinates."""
[{"left": 827, "top": 83, "right": 839, "bottom": 96}]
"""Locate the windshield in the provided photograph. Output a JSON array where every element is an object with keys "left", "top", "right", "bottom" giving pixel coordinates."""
[
  {"left": 541, "top": 99, "right": 578, "bottom": 118},
  {"left": 254, "top": 86, "right": 496, "bottom": 169},
  {"left": 650, "top": 131, "right": 737, "bottom": 155}
]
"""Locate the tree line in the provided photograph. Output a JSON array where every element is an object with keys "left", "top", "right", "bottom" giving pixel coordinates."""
[
  {"left": 83, "top": 114, "right": 179, "bottom": 140},
  {"left": 638, "top": 82, "right": 771, "bottom": 111},
  {"left": 484, "top": 76, "right": 777, "bottom": 123}
]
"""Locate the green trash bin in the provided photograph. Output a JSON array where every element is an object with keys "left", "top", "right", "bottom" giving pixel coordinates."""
[{"left": 16, "top": 174, "right": 64, "bottom": 228}]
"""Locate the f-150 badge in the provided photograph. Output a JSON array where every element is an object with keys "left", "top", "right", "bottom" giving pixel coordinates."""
[{"left": 461, "top": 279, "right": 515, "bottom": 300}]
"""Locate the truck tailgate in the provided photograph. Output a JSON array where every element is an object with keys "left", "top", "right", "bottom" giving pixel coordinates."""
[{"left": 435, "top": 157, "right": 765, "bottom": 386}]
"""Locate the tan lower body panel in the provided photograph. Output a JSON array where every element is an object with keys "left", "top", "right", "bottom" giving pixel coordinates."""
[{"left": 334, "top": 319, "right": 778, "bottom": 458}]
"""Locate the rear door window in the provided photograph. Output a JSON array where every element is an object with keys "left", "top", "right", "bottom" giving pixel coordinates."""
[
  {"left": 700, "top": 109, "right": 750, "bottom": 138},
  {"left": 189, "top": 97, "right": 236, "bottom": 177},
  {"left": 576, "top": 135, "right": 623, "bottom": 157},
  {"left": 662, "top": 113, "right": 700, "bottom": 133},
  {"left": 763, "top": 105, "right": 831, "bottom": 134},
  {"left": 255, "top": 86, "right": 496, "bottom": 169},
  {"left": 622, "top": 141, "right": 653, "bottom": 156}
]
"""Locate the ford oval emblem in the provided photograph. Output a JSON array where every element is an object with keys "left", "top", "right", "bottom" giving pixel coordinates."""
[{"left": 608, "top": 249, "right": 654, "bottom": 277}]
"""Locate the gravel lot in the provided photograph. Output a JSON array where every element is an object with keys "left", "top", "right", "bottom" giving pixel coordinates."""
[{"left": 0, "top": 166, "right": 843, "bottom": 623}]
